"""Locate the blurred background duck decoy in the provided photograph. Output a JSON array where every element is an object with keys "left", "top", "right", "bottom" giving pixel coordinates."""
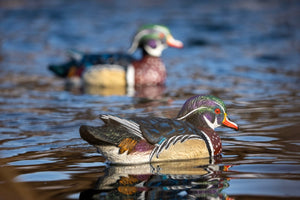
[
  {"left": 80, "top": 95, "right": 239, "bottom": 164},
  {"left": 48, "top": 24, "right": 183, "bottom": 93}
]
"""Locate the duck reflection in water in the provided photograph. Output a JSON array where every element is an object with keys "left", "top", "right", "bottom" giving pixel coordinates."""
[
  {"left": 79, "top": 159, "right": 232, "bottom": 200},
  {"left": 80, "top": 84, "right": 166, "bottom": 101}
]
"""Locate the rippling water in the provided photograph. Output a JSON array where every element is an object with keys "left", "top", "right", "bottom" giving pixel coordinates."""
[{"left": 0, "top": 0, "right": 300, "bottom": 199}]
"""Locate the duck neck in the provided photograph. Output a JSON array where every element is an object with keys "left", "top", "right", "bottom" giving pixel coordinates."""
[
  {"left": 199, "top": 127, "right": 222, "bottom": 156},
  {"left": 132, "top": 55, "right": 166, "bottom": 86}
]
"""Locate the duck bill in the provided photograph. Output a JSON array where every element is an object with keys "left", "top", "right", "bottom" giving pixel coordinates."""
[
  {"left": 222, "top": 113, "right": 239, "bottom": 131},
  {"left": 167, "top": 35, "right": 183, "bottom": 48}
]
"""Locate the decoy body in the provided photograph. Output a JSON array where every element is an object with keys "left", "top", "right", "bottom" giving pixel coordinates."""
[
  {"left": 80, "top": 95, "right": 239, "bottom": 164},
  {"left": 48, "top": 24, "right": 183, "bottom": 89}
]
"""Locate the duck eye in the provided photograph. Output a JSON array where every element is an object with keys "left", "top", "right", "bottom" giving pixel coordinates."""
[
  {"left": 159, "top": 33, "right": 165, "bottom": 39},
  {"left": 215, "top": 108, "right": 221, "bottom": 114}
]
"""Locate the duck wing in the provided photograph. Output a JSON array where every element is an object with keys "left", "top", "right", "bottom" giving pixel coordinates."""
[
  {"left": 80, "top": 115, "right": 213, "bottom": 159},
  {"left": 80, "top": 115, "right": 204, "bottom": 146},
  {"left": 131, "top": 117, "right": 201, "bottom": 144},
  {"left": 79, "top": 114, "right": 143, "bottom": 146},
  {"left": 131, "top": 117, "right": 214, "bottom": 160},
  {"left": 48, "top": 51, "right": 134, "bottom": 78},
  {"left": 81, "top": 52, "right": 134, "bottom": 67}
]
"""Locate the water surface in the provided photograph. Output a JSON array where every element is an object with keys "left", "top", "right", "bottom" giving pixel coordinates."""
[{"left": 0, "top": 0, "right": 300, "bottom": 199}]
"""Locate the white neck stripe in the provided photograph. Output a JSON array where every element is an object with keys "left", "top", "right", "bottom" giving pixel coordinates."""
[
  {"left": 176, "top": 106, "right": 207, "bottom": 120},
  {"left": 200, "top": 130, "right": 214, "bottom": 158},
  {"left": 214, "top": 101, "right": 225, "bottom": 113},
  {"left": 176, "top": 101, "right": 226, "bottom": 121}
]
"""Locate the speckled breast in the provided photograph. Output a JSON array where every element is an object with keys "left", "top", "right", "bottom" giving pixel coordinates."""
[{"left": 133, "top": 56, "right": 166, "bottom": 86}]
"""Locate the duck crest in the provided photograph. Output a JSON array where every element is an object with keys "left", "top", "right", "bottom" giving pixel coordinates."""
[
  {"left": 133, "top": 55, "right": 166, "bottom": 86},
  {"left": 178, "top": 95, "right": 226, "bottom": 118}
]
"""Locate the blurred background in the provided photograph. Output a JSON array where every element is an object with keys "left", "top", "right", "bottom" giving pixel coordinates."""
[{"left": 0, "top": 0, "right": 299, "bottom": 199}]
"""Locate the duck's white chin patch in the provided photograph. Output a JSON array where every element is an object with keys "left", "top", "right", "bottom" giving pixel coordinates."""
[
  {"left": 144, "top": 41, "right": 166, "bottom": 57},
  {"left": 204, "top": 116, "right": 220, "bottom": 130}
]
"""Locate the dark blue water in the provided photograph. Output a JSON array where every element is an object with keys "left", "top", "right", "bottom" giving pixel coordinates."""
[{"left": 0, "top": 0, "right": 300, "bottom": 199}]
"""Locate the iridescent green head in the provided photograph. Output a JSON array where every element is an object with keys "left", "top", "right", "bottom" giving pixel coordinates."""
[
  {"left": 177, "top": 95, "right": 238, "bottom": 131},
  {"left": 128, "top": 24, "right": 183, "bottom": 57}
]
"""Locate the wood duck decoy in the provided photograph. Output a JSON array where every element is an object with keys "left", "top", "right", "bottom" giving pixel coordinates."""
[
  {"left": 48, "top": 24, "right": 183, "bottom": 90},
  {"left": 80, "top": 95, "right": 239, "bottom": 164}
]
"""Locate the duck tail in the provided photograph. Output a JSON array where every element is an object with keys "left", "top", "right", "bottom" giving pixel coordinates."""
[
  {"left": 48, "top": 60, "right": 78, "bottom": 78},
  {"left": 48, "top": 49, "right": 83, "bottom": 78},
  {"left": 79, "top": 122, "right": 142, "bottom": 147},
  {"left": 79, "top": 125, "right": 114, "bottom": 146}
]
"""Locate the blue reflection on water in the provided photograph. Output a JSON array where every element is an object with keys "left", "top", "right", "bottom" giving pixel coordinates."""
[{"left": 16, "top": 171, "right": 70, "bottom": 182}]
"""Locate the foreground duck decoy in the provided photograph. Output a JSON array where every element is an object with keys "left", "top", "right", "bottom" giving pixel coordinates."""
[
  {"left": 80, "top": 95, "right": 239, "bottom": 164},
  {"left": 48, "top": 24, "right": 183, "bottom": 90}
]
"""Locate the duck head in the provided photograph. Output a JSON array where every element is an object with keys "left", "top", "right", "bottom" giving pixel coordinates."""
[
  {"left": 176, "top": 95, "right": 239, "bottom": 131},
  {"left": 128, "top": 24, "right": 183, "bottom": 57}
]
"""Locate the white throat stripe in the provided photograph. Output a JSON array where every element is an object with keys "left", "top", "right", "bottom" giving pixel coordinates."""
[
  {"left": 203, "top": 115, "right": 220, "bottom": 130},
  {"left": 176, "top": 106, "right": 207, "bottom": 120}
]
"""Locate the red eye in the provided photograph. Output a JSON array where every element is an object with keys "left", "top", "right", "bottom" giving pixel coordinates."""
[
  {"left": 215, "top": 108, "right": 221, "bottom": 114},
  {"left": 159, "top": 33, "right": 165, "bottom": 38}
]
